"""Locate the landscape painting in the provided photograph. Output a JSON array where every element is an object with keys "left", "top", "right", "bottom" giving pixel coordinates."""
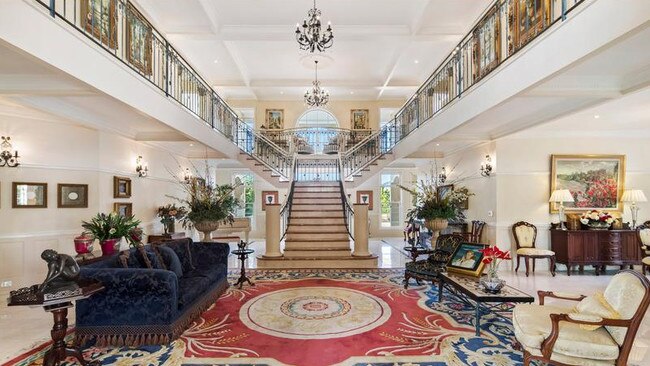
[{"left": 550, "top": 155, "right": 625, "bottom": 213}]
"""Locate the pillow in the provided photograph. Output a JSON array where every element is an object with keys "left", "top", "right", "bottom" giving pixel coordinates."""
[
  {"left": 574, "top": 292, "right": 620, "bottom": 330},
  {"left": 155, "top": 245, "right": 183, "bottom": 278},
  {"left": 117, "top": 247, "right": 161, "bottom": 269}
]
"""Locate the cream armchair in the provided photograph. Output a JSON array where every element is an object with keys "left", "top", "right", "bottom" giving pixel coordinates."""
[
  {"left": 512, "top": 221, "right": 556, "bottom": 276},
  {"left": 637, "top": 224, "right": 650, "bottom": 275},
  {"left": 513, "top": 270, "right": 650, "bottom": 366}
]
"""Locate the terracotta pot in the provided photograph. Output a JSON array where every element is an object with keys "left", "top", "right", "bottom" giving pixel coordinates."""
[
  {"left": 193, "top": 220, "right": 220, "bottom": 242},
  {"left": 74, "top": 235, "right": 94, "bottom": 256},
  {"left": 100, "top": 238, "right": 121, "bottom": 256},
  {"left": 425, "top": 218, "right": 449, "bottom": 243}
]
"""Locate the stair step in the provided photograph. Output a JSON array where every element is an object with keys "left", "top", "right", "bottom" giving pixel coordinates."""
[
  {"left": 284, "top": 240, "right": 351, "bottom": 249},
  {"left": 290, "top": 218, "right": 346, "bottom": 225},
  {"left": 292, "top": 192, "right": 340, "bottom": 198},
  {"left": 286, "top": 233, "right": 350, "bottom": 241},
  {"left": 292, "top": 198, "right": 341, "bottom": 205},
  {"left": 295, "top": 182, "right": 339, "bottom": 186},
  {"left": 292, "top": 204, "right": 342, "bottom": 210},
  {"left": 287, "top": 225, "right": 348, "bottom": 233},
  {"left": 294, "top": 187, "right": 341, "bottom": 192},
  {"left": 283, "top": 248, "right": 352, "bottom": 258},
  {"left": 290, "top": 211, "right": 345, "bottom": 218}
]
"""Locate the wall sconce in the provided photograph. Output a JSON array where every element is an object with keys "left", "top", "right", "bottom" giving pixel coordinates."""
[
  {"left": 480, "top": 155, "right": 493, "bottom": 177},
  {"left": 0, "top": 136, "right": 20, "bottom": 168},
  {"left": 135, "top": 156, "right": 148, "bottom": 177},
  {"left": 438, "top": 167, "right": 447, "bottom": 184},
  {"left": 183, "top": 168, "right": 192, "bottom": 183}
]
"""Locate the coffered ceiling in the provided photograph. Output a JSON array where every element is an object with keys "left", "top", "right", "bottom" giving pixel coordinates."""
[{"left": 133, "top": 0, "right": 489, "bottom": 101}]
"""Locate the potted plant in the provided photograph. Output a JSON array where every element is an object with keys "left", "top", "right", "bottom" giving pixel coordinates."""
[
  {"left": 157, "top": 204, "right": 187, "bottom": 234},
  {"left": 479, "top": 246, "right": 512, "bottom": 294},
  {"left": 579, "top": 210, "right": 615, "bottom": 230},
  {"left": 82, "top": 213, "right": 141, "bottom": 256}
]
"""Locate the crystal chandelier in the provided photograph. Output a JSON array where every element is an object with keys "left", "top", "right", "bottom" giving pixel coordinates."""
[
  {"left": 295, "top": 0, "right": 333, "bottom": 53},
  {"left": 304, "top": 60, "right": 329, "bottom": 108}
]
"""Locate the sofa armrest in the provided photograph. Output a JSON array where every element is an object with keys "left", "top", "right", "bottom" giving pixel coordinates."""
[
  {"left": 538, "top": 290, "right": 586, "bottom": 305},
  {"left": 192, "top": 242, "right": 230, "bottom": 267},
  {"left": 76, "top": 268, "right": 178, "bottom": 326}
]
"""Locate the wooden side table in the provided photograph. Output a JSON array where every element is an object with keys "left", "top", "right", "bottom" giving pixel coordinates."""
[
  {"left": 8, "top": 280, "right": 104, "bottom": 366},
  {"left": 232, "top": 248, "right": 255, "bottom": 289},
  {"left": 148, "top": 232, "right": 187, "bottom": 244}
]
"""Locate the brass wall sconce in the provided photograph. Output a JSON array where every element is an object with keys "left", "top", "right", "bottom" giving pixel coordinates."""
[
  {"left": 438, "top": 167, "right": 447, "bottom": 184},
  {"left": 136, "top": 156, "right": 148, "bottom": 177},
  {"left": 480, "top": 155, "right": 493, "bottom": 177},
  {"left": 1, "top": 136, "right": 20, "bottom": 168}
]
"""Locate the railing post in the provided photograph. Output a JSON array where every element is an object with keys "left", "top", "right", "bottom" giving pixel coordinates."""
[
  {"left": 263, "top": 204, "right": 283, "bottom": 258},
  {"left": 352, "top": 203, "right": 371, "bottom": 257},
  {"left": 164, "top": 41, "right": 170, "bottom": 97},
  {"left": 561, "top": 0, "right": 567, "bottom": 21}
]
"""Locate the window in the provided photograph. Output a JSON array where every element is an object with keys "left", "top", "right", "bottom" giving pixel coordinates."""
[
  {"left": 233, "top": 173, "right": 254, "bottom": 218},
  {"left": 296, "top": 109, "right": 339, "bottom": 128},
  {"left": 380, "top": 173, "right": 401, "bottom": 227}
]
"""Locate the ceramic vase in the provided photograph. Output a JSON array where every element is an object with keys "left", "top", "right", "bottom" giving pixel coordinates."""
[
  {"left": 193, "top": 220, "right": 220, "bottom": 242},
  {"left": 74, "top": 234, "right": 94, "bottom": 257},
  {"left": 425, "top": 218, "right": 449, "bottom": 243},
  {"left": 481, "top": 269, "right": 505, "bottom": 294},
  {"left": 100, "top": 238, "right": 121, "bottom": 256}
]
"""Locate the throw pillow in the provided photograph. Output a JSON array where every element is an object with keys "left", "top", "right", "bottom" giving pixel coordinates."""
[
  {"left": 156, "top": 245, "right": 183, "bottom": 278},
  {"left": 574, "top": 292, "right": 620, "bottom": 330}
]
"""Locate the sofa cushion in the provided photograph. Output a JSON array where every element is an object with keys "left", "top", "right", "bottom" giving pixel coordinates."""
[
  {"left": 513, "top": 304, "right": 619, "bottom": 361},
  {"left": 177, "top": 276, "right": 211, "bottom": 309},
  {"left": 161, "top": 240, "right": 196, "bottom": 273},
  {"left": 117, "top": 247, "right": 160, "bottom": 269},
  {"left": 184, "top": 263, "right": 227, "bottom": 283},
  {"left": 516, "top": 248, "right": 554, "bottom": 256},
  {"left": 155, "top": 245, "right": 183, "bottom": 278}
]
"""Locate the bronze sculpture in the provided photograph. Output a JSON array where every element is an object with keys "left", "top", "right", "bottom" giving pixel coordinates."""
[{"left": 39, "top": 249, "right": 80, "bottom": 292}]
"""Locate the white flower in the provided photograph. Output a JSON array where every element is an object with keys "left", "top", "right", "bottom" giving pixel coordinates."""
[
  {"left": 580, "top": 218, "right": 589, "bottom": 225},
  {"left": 606, "top": 217, "right": 614, "bottom": 224},
  {"left": 109, "top": 228, "right": 117, "bottom": 235}
]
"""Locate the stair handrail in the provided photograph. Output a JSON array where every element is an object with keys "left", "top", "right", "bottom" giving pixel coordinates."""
[
  {"left": 337, "top": 156, "right": 355, "bottom": 240},
  {"left": 235, "top": 119, "right": 296, "bottom": 180}
]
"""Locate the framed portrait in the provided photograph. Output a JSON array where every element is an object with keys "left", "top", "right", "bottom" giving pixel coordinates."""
[
  {"left": 265, "top": 109, "right": 284, "bottom": 130},
  {"left": 12, "top": 182, "right": 47, "bottom": 208},
  {"left": 80, "top": 0, "right": 117, "bottom": 49},
  {"left": 114, "top": 202, "right": 133, "bottom": 217},
  {"left": 262, "top": 191, "right": 279, "bottom": 211},
  {"left": 125, "top": 4, "right": 153, "bottom": 75},
  {"left": 472, "top": 5, "right": 500, "bottom": 79},
  {"left": 356, "top": 190, "right": 374, "bottom": 210},
  {"left": 57, "top": 184, "right": 88, "bottom": 208},
  {"left": 446, "top": 242, "right": 489, "bottom": 277},
  {"left": 550, "top": 155, "right": 625, "bottom": 213},
  {"left": 351, "top": 109, "right": 369, "bottom": 130},
  {"left": 113, "top": 176, "right": 132, "bottom": 198},
  {"left": 509, "top": 0, "right": 551, "bottom": 52}
]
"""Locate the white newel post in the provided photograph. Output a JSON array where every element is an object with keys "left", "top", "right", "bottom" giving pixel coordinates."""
[
  {"left": 263, "top": 204, "right": 283, "bottom": 258},
  {"left": 353, "top": 203, "right": 371, "bottom": 257}
]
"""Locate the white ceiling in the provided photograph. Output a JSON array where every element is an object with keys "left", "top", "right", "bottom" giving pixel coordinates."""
[{"left": 133, "top": 0, "right": 490, "bottom": 101}]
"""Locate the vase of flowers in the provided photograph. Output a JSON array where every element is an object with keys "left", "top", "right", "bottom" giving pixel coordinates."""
[
  {"left": 580, "top": 210, "right": 614, "bottom": 230},
  {"left": 157, "top": 204, "right": 186, "bottom": 234},
  {"left": 82, "top": 213, "right": 141, "bottom": 256},
  {"left": 479, "top": 246, "right": 512, "bottom": 294}
]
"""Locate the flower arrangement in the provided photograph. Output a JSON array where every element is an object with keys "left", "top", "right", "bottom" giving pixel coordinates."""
[
  {"left": 479, "top": 245, "right": 511, "bottom": 294},
  {"left": 81, "top": 213, "right": 141, "bottom": 242},
  {"left": 579, "top": 210, "right": 614, "bottom": 229},
  {"left": 157, "top": 204, "right": 187, "bottom": 233}
]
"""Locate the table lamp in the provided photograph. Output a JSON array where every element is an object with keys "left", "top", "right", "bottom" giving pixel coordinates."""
[
  {"left": 622, "top": 189, "right": 647, "bottom": 229},
  {"left": 549, "top": 189, "right": 574, "bottom": 230}
]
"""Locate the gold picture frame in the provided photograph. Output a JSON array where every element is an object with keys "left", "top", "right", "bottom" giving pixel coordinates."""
[
  {"left": 472, "top": 5, "right": 500, "bottom": 80},
  {"left": 265, "top": 109, "right": 284, "bottom": 130},
  {"left": 446, "top": 242, "right": 489, "bottom": 277},
  {"left": 509, "top": 0, "right": 551, "bottom": 52},
  {"left": 57, "top": 184, "right": 88, "bottom": 208},
  {"left": 80, "top": 0, "right": 118, "bottom": 49},
  {"left": 12, "top": 182, "right": 48, "bottom": 208},
  {"left": 113, "top": 176, "right": 132, "bottom": 198},
  {"left": 351, "top": 109, "right": 369, "bottom": 130},
  {"left": 125, "top": 3, "right": 153, "bottom": 75},
  {"left": 356, "top": 190, "right": 374, "bottom": 211},
  {"left": 262, "top": 190, "right": 279, "bottom": 211},
  {"left": 550, "top": 154, "right": 626, "bottom": 213},
  {"left": 113, "top": 202, "right": 133, "bottom": 217}
]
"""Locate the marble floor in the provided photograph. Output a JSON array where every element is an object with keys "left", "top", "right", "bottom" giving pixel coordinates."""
[{"left": 1, "top": 238, "right": 649, "bottom": 365}]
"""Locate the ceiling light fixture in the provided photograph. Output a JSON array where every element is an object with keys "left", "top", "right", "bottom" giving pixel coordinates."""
[
  {"left": 414, "top": 60, "right": 419, "bottom": 64},
  {"left": 295, "top": 0, "right": 333, "bottom": 53},
  {"left": 304, "top": 60, "right": 329, "bottom": 108},
  {"left": 594, "top": 115, "right": 600, "bottom": 119}
]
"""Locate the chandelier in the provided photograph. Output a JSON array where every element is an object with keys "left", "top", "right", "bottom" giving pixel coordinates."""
[
  {"left": 295, "top": 0, "right": 333, "bottom": 53},
  {"left": 304, "top": 60, "right": 329, "bottom": 108}
]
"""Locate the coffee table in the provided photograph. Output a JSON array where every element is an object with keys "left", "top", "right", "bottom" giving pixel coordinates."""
[{"left": 438, "top": 272, "right": 534, "bottom": 336}]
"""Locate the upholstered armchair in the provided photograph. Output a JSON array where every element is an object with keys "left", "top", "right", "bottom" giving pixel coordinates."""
[
  {"left": 637, "top": 224, "right": 650, "bottom": 275},
  {"left": 513, "top": 221, "right": 556, "bottom": 276},
  {"left": 513, "top": 270, "right": 650, "bottom": 366}
]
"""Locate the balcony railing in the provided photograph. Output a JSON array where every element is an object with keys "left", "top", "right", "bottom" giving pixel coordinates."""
[
  {"left": 259, "top": 127, "right": 373, "bottom": 155},
  {"left": 343, "top": 0, "right": 585, "bottom": 178}
]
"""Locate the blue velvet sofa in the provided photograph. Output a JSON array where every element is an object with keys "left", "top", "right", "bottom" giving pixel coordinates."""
[{"left": 75, "top": 238, "right": 229, "bottom": 346}]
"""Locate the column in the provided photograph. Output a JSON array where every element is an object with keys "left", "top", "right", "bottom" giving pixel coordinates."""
[
  {"left": 353, "top": 203, "right": 371, "bottom": 257},
  {"left": 263, "top": 204, "right": 283, "bottom": 258}
]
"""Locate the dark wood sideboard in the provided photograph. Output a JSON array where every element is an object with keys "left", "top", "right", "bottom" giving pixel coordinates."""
[{"left": 550, "top": 229, "right": 642, "bottom": 275}]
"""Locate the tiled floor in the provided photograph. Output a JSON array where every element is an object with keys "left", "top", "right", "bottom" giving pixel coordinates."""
[{"left": 1, "top": 238, "right": 649, "bottom": 365}]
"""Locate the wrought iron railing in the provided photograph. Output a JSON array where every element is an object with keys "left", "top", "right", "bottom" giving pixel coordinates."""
[
  {"left": 259, "top": 127, "right": 373, "bottom": 155},
  {"left": 294, "top": 159, "right": 340, "bottom": 182},
  {"left": 337, "top": 158, "right": 354, "bottom": 239},
  {"left": 342, "top": 0, "right": 585, "bottom": 178},
  {"left": 280, "top": 180, "right": 296, "bottom": 240}
]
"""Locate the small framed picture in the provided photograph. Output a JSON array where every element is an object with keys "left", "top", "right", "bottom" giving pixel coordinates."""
[
  {"left": 351, "top": 109, "right": 369, "bottom": 130},
  {"left": 58, "top": 184, "right": 88, "bottom": 208},
  {"left": 356, "top": 190, "right": 374, "bottom": 210},
  {"left": 113, "top": 176, "right": 132, "bottom": 198},
  {"left": 262, "top": 191, "right": 279, "bottom": 211},
  {"left": 446, "top": 242, "right": 489, "bottom": 277},
  {"left": 12, "top": 182, "right": 48, "bottom": 208},
  {"left": 265, "top": 109, "right": 284, "bottom": 130},
  {"left": 114, "top": 202, "right": 133, "bottom": 217}
]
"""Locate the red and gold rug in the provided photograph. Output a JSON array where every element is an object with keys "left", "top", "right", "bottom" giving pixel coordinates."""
[{"left": 4, "top": 269, "right": 523, "bottom": 366}]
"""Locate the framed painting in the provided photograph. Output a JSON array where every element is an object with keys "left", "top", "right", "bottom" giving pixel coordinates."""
[
  {"left": 125, "top": 4, "right": 153, "bottom": 75},
  {"left": 265, "top": 109, "right": 284, "bottom": 130},
  {"left": 472, "top": 5, "right": 500, "bottom": 79},
  {"left": 351, "top": 109, "right": 369, "bottom": 130},
  {"left": 113, "top": 176, "right": 132, "bottom": 198},
  {"left": 57, "top": 184, "right": 88, "bottom": 208},
  {"left": 80, "top": 0, "right": 118, "bottom": 49},
  {"left": 509, "top": 0, "right": 551, "bottom": 51},
  {"left": 550, "top": 154, "right": 625, "bottom": 213},
  {"left": 262, "top": 190, "right": 279, "bottom": 211},
  {"left": 114, "top": 202, "right": 133, "bottom": 217},
  {"left": 356, "top": 190, "right": 374, "bottom": 211},
  {"left": 12, "top": 182, "right": 47, "bottom": 208},
  {"left": 446, "top": 242, "right": 489, "bottom": 277}
]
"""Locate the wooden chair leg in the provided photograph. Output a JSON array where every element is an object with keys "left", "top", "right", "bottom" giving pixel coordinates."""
[
  {"left": 644, "top": 265, "right": 647, "bottom": 276},
  {"left": 522, "top": 349, "right": 532, "bottom": 366},
  {"left": 524, "top": 257, "right": 530, "bottom": 277},
  {"left": 532, "top": 258, "right": 536, "bottom": 273},
  {"left": 550, "top": 256, "right": 556, "bottom": 277},
  {"left": 515, "top": 256, "right": 521, "bottom": 273}
]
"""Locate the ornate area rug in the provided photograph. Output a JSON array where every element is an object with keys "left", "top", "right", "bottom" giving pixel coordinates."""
[{"left": 3, "top": 270, "right": 523, "bottom": 366}]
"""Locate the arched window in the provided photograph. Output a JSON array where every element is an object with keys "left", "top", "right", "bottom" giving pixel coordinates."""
[{"left": 296, "top": 109, "right": 338, "bottom": 128}]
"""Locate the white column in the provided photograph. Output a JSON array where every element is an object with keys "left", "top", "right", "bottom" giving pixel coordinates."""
[
  {"left": 263, "top": 204, "right": 283, "bottom": 258},
  {"left": 353, "top": 203, "right": 371, "bottom": 257}
]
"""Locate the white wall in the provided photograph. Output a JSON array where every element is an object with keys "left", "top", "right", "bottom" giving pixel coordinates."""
[{"left": 0, "top": 116, "right": 191, "bottom": 285}]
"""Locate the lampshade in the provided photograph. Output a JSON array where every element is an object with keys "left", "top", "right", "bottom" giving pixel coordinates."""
[
  {"left": 549, "top": 189, "right": 574, "bottom": 203},
  {"left": 621, "top": 189, "right": 647, "bottom": 203}
]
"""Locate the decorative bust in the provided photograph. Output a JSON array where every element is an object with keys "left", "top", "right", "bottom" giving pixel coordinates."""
[{"left": 38, "top": 249, "right": 80, "bottom": 292}]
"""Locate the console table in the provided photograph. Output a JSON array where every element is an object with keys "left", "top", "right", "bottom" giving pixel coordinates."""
[{"left": 550, "top": 229, "right": 642, "bottom": 275}]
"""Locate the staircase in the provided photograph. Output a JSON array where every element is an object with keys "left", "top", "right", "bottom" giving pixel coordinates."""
[{"left": 257, "top": 180, "right": 378, "bottom": 268}]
